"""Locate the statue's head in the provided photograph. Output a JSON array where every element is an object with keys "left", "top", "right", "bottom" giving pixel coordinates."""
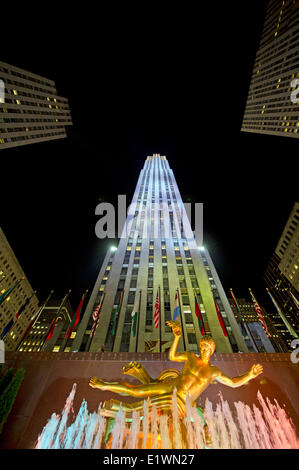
[{"left": 199, "top": 335, "right": 215, "bottom": 360}]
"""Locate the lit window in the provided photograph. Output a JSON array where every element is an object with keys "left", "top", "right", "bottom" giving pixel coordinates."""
[{"left": 53, "top": 346, "right": 60, "bottom": 352}]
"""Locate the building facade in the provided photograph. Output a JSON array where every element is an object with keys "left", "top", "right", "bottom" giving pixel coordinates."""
[
  {"left": 264, "top": 202, "right": 299, "bottom": 351},
  {"left": 0, "top": 227, "right": 39, "bottom": 351},
  {"left": 18, "top": 299, "right": 73, "bottom": 352},
  {"left": 72, "top": 154, "right": 248, "bottom": 354},
  {"left": 241, "top": 0, "right": 299, "bottom": 138},
  {"left": 0, "top": 61, "right": 72, "bottom": 149}
]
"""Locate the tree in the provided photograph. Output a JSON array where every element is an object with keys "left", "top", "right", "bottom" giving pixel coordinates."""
[
  {"left": 0, "top": 368, "right": 25, "bottom": 434},
  {"left": 0, "top": 368, "right": 14, "bottom": 395}
]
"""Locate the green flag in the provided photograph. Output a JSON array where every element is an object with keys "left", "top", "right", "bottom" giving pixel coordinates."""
[
  {"left": 0, "top": 279, "right": 22, "bottom": 306},
  {"left": 112, "top": 291, "right": 123, "bottom": 336},
  {"left": 131, "top": 290, "right": 140, "bottom": 337}
]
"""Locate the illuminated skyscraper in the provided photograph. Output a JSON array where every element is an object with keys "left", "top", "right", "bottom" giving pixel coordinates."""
[
  {"left": 72, "top": 155, "right": 247, "bottom": 354},
  {"left": 241, "top": 0, "right": 299, "bottom": 138}
]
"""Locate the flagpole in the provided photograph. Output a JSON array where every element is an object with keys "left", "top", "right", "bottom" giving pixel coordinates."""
[
  {"left": 16, "top": 289, "right": 54, "bottom": 350},
  {"left": 289, "top": 291, "right": 299, "bottom": 310},
  {"left": 158, "top": 286, "right": 162, "bottom": 354},
  {"left": 230, "top": 288, "right": 248, "bottom": 337},
  {"left": 177, "top": 288, "right": 186, "bottom": 351},
  {"left": 193, "top": 288, "right": 206, "bottom": 335},
  {"left": 0, "top": 277, "right": 24, "bottom": 307},
  {"left": 266, "top": 288, "right": 298, "bottom": 339},
  {"left": 0, "top": 278, "right": 26, "bottom": 340},
  {"left": 15, "top": 290, "right": 37, "bottom": 318},
  {"left": 135, "top": 289, "right": 142, "bottom": 353},
  {"left": 40, "top": 289, "right": 71, "bottom": 351},
  {"left": 112, "top": 289, "right": 125, "bottom": 352},
  {"left": 249, "top": 288, "right": 272, "bottom": 338},
  {"left": 1, "top": 289, "right": 37, "bottom": 342},
  {"left": 230, "top": 287, "right": 261, "bottom": 350},
  {"left": 64, "top": 290, "right": 88, "bottom": 351},
  {"left": 87, "top": 292, "right": 106, "bottom": 352}
]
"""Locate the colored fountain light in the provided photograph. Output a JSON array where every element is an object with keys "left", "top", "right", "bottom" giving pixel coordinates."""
[{"left": 35, "top": 383, "right": 299, "bottom": 450}]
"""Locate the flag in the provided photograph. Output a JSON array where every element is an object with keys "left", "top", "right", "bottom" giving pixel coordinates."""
[
  {"left": 290, "top": 291, "right": 299, "bottom": 310},
  {"left": 91, "top": 300, "right": 103, "bottom": 338},
  {"left": 153, "top": 289, "right": 160, "bottom": 328},
  {"left": 131, "top": 291, "right": 140, "bottom": 337},
  {"left": 249, "top": 288, "right": 272, "bottom": 338},
  {"left": 230, "top": 289, "right": 247, "bottom": 337},
  {"left": 194, "top": 292, "right": 205, "bottom": 335},
  {"left": 173, "top": 291, "right": 180, "bottom": 321},
  {"left": 267, "top": 289, "right": 298, "bottom": 338},
  {"left": 0, "top": 319, "right": 14, "bottom": 339},
  {"left": 214, "top": 299, "right": 228, "bottom": 337},
  {"left": 0, "top": 279, "right": 22, "bottom": 306},
  {"left": 66, "top": 292, "right": 86, "bottom": 339},
  {"left": 112, "top": 290, "right": 123, "bottom": 336},
  {"left": 16, "top": 292, "right": 35, "bottom": 319},
  {"left": 46, "top": 317, "right": 60, "bottom": 341}
]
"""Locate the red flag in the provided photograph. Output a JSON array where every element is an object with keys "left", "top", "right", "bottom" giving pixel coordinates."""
[
  {"left": 66, "top": 293, "right": 86, "bottom": 339},
  {"left": 249, "top": 289, "right": 272, "bottom": 338},
  {"left": 46, "top": 317, "right": 59, "bottom": 341},
  {"left": 153, "top": 289, "right": 160, "bottom": 328},
  {"left": 194, "top": 292, "right": 205, "bottom": 335},
  {"left": 214, "top": 299, "right": 228, "bottom": 337},
  {"left": 91, "top": 299, "right": 103, "bottom": 338}
]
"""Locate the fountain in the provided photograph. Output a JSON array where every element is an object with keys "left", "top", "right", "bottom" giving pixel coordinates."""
[
  {"left": 35, "top": 383, "right": 299, "bottom": 449},
  {"left": 35, "top": 324, "right": 299, "bottom": 450}
]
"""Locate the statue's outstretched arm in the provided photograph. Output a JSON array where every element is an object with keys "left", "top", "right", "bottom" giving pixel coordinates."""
[
  {"left": 215, "top": 364, "right": 263, "bottom": 388},
  {"left": 167, "top": 321, "right": 188, "bottom": 363}
]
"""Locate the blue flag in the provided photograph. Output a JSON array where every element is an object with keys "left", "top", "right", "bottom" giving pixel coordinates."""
[
  {"left": 16, "top": 296, "right": 31, "bottom": 319},
  {"left": 1, "top": 319, "right": 14, "bottom": 339},
  {"left": 173, "top": 292, "right": 180, "bottom": 321}
]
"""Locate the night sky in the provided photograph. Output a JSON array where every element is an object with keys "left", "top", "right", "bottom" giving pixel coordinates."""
[{"left": 1, "top": 2, "right": 298, "bottom": 313}]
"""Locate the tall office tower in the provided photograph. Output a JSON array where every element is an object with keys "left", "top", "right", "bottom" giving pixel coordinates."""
[
  {"left": 18, "top": 299, "right": 73, "bottom": 352},
  {"left": 241, "top": 0, "right": 299, "bottom": 138},
  {"left": 0, "top": 61, "right": 72, "bottom": 149},
  {"left": 264, "top": 202, "right": 299, "bottom": 351},
  {"left": 228, "top": 298, "right": 277, "bottom": 352},
  {"left": 0, "top": 227, "right": 39, "bottom": 351},
  {"left": 72, "top": 155, "right": 248, "bottom": 354}
]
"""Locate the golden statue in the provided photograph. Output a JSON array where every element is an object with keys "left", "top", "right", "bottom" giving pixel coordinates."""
[{"left": 89, "top": 320, "right": 263, "bottom": 446}]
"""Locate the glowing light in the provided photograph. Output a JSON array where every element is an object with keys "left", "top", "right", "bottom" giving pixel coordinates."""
[{"left": 110, "top": 246, "right": 117, "bottom": 251}]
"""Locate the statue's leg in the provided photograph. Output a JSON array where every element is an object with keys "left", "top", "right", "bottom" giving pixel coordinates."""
[
  {"left": 90, "top": 376, "right": 173, "bottom": 399},
  {"left": 195, "top": 406, "right": 212, "bottom": 447},
  {"left": 195, "top": 406, "right": 206, "bottom": 426},
  {"left": 104, "top": 418, "right": 115, "bottom": 443}
]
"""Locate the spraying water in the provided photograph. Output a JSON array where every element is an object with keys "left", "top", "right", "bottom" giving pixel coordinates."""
[{"left": 35, "top": 383, "right": 299, "bottom": 449}]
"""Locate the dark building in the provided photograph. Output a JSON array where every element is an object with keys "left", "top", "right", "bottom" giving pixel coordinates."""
[
  {"left": 241, "top": 0, "right": 299, "bottom": 138},
  {"left": 0, "top": 61, "right": 72, "bottom": 149},
  {"left": 228, "top": 297, "right": 278, "bottom": 353},
  {"left": 18, "top": 299, "right": 73, "bottom": 352},
  {"left": 264, "top": 202, "right": 299, "bottom": 351}
]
